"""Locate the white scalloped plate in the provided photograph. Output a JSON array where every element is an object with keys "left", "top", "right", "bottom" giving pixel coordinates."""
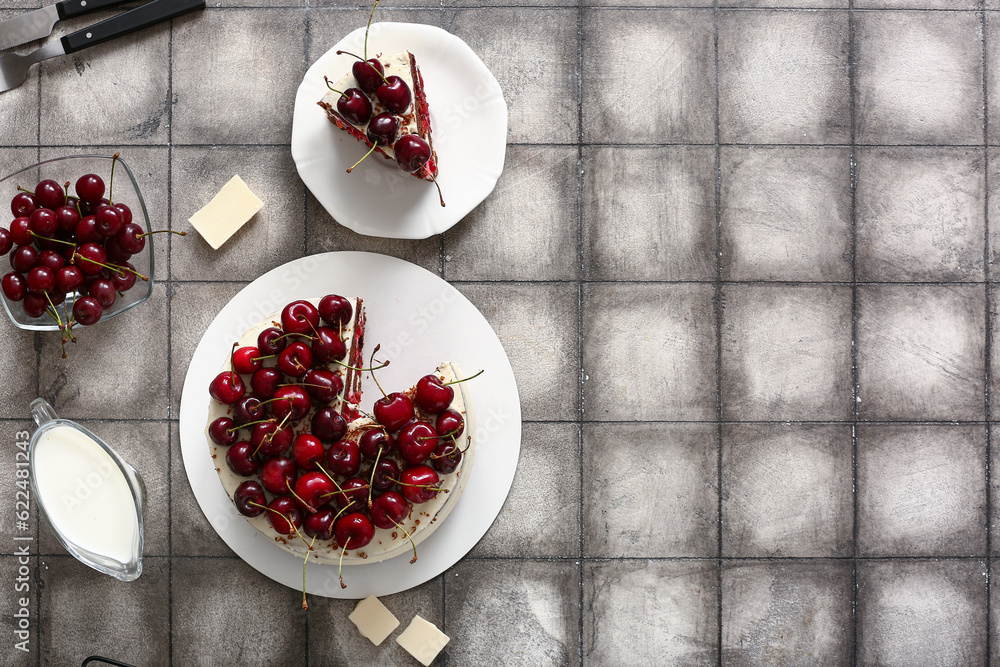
[
  {"left": 179, "top": 252, "right": 521, "bottom": 598},
  {"left": 291, "top": 23, "right": 508, "bottom": 240}
]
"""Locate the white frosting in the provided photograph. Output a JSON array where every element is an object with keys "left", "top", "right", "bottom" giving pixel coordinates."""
[
  {"left": 320, "top": 50, "right": 418, "bottom": 162},
  {"left": 207, "top": 301, "right": 476, "bottom": 567}
]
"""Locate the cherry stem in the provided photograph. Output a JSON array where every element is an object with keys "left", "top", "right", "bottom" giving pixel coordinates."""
[
  {"left": 368, "top": 447, "right": 383, "bottom": 511},
  {"left": 16, "top": 185, "right": 34, "bottom": 195},
  {"left": 364, "top": 0, "right": 380, "bottom": 61},
  {"left": 72, "top": 252, "right": 148, "bottom": 281},
  {"left": 137, "top": 229, "right": 187, "bottom": 239},
  {"left": 426, "top": 169, "right": 445, "bottom": 208},
  {"left": 391, "top": 518, "right": 418, "bottom": 564},
  {"left": 387, "top": 478, "right": 449, "bottom": 493},
  {"left": 347, "top": 143, "right": 378, "bottom": 174},
  {"left": 302, "top": 534, "right": 317, "bottom": 610},
  {"left": 314, "top": 462, "right": 347, "bottom": 495},
  {"left": 369, "top": 344, "right": 387, "bottom": 399},
  {"left": 42, "top": 292, "right": 69, "bottom": 359},
  {"left": 333, "top": 357, "right": 388, "bottom": 373},
  {"left": 247, "top": 501, "right": 306, "bottom": 544},
  {"left": 335, "top": 49, "right": 388, "bottom": 84},
  {"left": 250, "top": 411, "right": 291, "bottom": 457},
  {"left": 275, "top": 331, "right": 314, "bottom": 343},
  {"left": 286, "top": 478, "right": 316, "bottom": 514},
  {"left": 225, "top": 417, "right": 275, "bottom": 434},
  {"left": 444, "top": 369, "right": 484, "bottom": 386},
  {"left": 338, "top": 537, "right": 351, "bottom": 589},
  {"left": 323, "top": 77, "right": 350, "bottom": 100},
  {"left": 29, "top": 231, "right": 76, "bottom": 247},
  {"left": 108, "top": 152, "right": 119, "bottom": 204},
  {"left": 229, "top": 342, "right": 238, "bottom": 387}
]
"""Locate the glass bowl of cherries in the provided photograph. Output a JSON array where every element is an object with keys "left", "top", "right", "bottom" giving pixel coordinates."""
[{"left": 0, "top": 155, "right": 161, "bottom": 347}]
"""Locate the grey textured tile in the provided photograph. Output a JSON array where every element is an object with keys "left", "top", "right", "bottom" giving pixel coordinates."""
[
  {"left": 859, "top": 0, "right": 975, "bottom": 5},
  {"left": 855, "top": 11, "right": 983, "bottom": 145},
  {"left": 38, "top": 13, "right": 170, "bottom": 145},
  {"left": 446, "top": 560, "right": 579, "bottom": 667},
  {"left": 718, "top": 10, "right": 850, "bottom": 144},
  {"left": 170, "top": 422, "right": 231, "bottom": 557},
  {"left": 445, "top": 146, "right": 579, "bottom": 281},
  {"left": 471, "top": 423, "right": 580, "bottom": 558},
  {"left": 857, "top": 285, "right": 985, "bottom": 421},
  {"left": 38, "top": 284, "right": 169, "bottom": 420},
  {"left": 989, "top": 14, "right": 1000, "bottom": 144},
  {"left": 857, "top": 560, "right": 987, "bottom": 666},
  {"left": 172, "top": 556, "right": 306, "bottom": 666},
  {"left": 170, "top": 146, "right": 306, "bottom": 281},
  {"left": 168, "top": 281, "right": 246, "bottom": 416},
  {"left": 458, "top": 283, "right": 579, "bottom": 421},
  {"left": 992, "top": 285, "right": 1000, "bottom": 420},
  {"left": 39, "top": 555, "right": 169, "bottom": 666},
  {"left": 721, "top": 284, "right": 853, "bottom": 422},
  {"left": 720, "top": 146, "right": 851, "bottom": 282},
  {"left": 39, "top": 145, "right": 170, "bottom": 283},
  {"left": 171, "top": 9, "right": 305, "bottom": 144},
  {"left": 0, "top": 41, "right": 38, "bottom": 144},
  {"left": 856, "top": 147, "right": 985, "bottom": 282},
  {"left": 306, "top": 9, "right": 441, "bottom": 56},
  {"left": 583, "top": 9, "right": 715, "bottom": 144},
  {"left": 987, "top": 148, "right": 1000, "bottom": 270},
  {"left": 722, "top": 561, "right": 853, "bottom": 666},
  {"left": 721, "top": 0, "right": 845, "bottom": 5},
  {"left": 857, "top": 424, "right": 986, "bottom": 557},
  {"left": 37, "top": 420, "right": 170, "bottom": 557},
  {"left": 308, "top": 577, "right": 443, "bottom": 664},
  {"left": 583, "top": 146, "right": 716, "bottom": 281},
  {"left": 722, "top": 424, "right": 853, "bottom": 558},
  {"left": 584, "top": 423, "right": 717, "bottom": 558},
  {"left": 305, "top": 193, "right": 440, "bottom": 274},
  {"left": 0, "top": 556, "right": 36, "bottom": 664},
  {"left": 0, "top": 422, "right": 34, "bottom": 555},
  {"left": 584, "top": 560, "right": 718, "bottom": 665},
  {"left": 587, "top": 0, "right": 711, "bottom": 7},
  {"left": 584, "top": 283, "right": 716, "bottom": 421},
  {"left": 444, "top": 8, "right": 578, "bottom": 144},
  {"left": 0, "top": 1, "right": 42, "bottom": 10}
]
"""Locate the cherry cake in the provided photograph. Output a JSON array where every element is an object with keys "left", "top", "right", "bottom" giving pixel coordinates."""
[
  {"left": 205, "top": 295, "right": 476, "bottom": 573},
  {"left": 318, "top": 50, "right": 439, "bottom": 182}
]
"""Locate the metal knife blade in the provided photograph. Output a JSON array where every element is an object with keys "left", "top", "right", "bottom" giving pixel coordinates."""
[{"left": 0, "top": 5, "right": 59, "bottom": 53}]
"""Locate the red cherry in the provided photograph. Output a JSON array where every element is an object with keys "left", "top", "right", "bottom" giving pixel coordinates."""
[
  {"left": 325, "top": 439, "right": 361, "bottom": 477},
  {"left": 209, "top": 371, "right": 245, "bottom": 404},
  {"left": 225, "top": 441, "right": 259, "bottom": 477},
  {"left": 399, "top": 465, "right": 439, "bottom": 504},
  {"left": 55, "top": 265, "right": 85, "bottom": 294},
  {"left": 281, "top": 300, "right": 320, "bottom": 335},
  {"left": 0, "top": 228, "right": 11, "bottom": 257},
  {"left": 271, "top": 385, "right": 311, "bottom": 421},
  {"left": 29, "top": 208, "right": 58, "bottom": 237},
  {"left": 75, "top": 216, "right": 101, "bottom": 244},
  {"left": 260, "top": 456, "right": 298, "bottom": 495},
  {"left": 11, "top": 192, "right": 36, "bottom": 217},
  {"left": 334, "top": 477, "right": 369, "bottom": 513},
  {"left": 208, "top": 416, "right": 239, "bottom": 446},
  {"left": 232, "top": 346, "right": 263, "bottom": 374},
  {"left": 294, "top": 471, "right": 338, "bottom": 511},
  {"left": 71, "top": 295, "right": 102, "bottom": 325},
  {"left": 74, "top": 242, "right": 107, "bottom": 275},
  {"left": 368, "top": 458, "right": 400, "bottom": 492},
  {"left": 233, "top": 481, "right": 266, "bottom": 517},
  {"left": 266, "top": 496, "right": 302, "bottom": 535},
  {"left": 359, "top": 427, "right": 394, "bottom": 460},
  {"left": 397, "top": 421, "right": 438, "bottom": 465},
  {"left": 311, "top": 407, "right": 347, "bottom": 443},
  {"left": 352, "top": 58, "right": 384, "bottom": 94},
  {"left": 277, "top": 341, "right": 312, "bottom": 377},
  {"left": 394, "top": 134, "right": 431, "bottom": 173},
  {"left": 431, "top": 442, "right": 462, "bottom": 474},
  {"left": 250, "top": 367, "right": 282, "bottom": 399},
  {"left": 304, "top": 506, "right": 338, "bottom": 541},
  {"left": 233, "top": 395, "right": 265, "bottom": 426},
  {"left": 11, "top": 245, "right": 38, "bottom": 273},
  {"left": 257, "top": 326, "right": 286, "bottom": 354},
  {"left": 252, "top": 422, "right": 294, "bottom": 457},
  {"left": 435, "top": 410, "right": 465, "bottom": 439},
  {"left": 310, "top": 327, "right": 347, "bottom": 363},
  {"left": 373, "top": 393, "right": 414, "bottom": 432},
  {"left": 55, "top": 205, "right": 81, "bottom": 233},
  {"left": 335, "top": 88, "right": 374, "bottom": 126},
  {"left": 37, "top": 249, "right": 65, "bottom": 273},
  {"left": 75, "top": 174, "right": 105, "bottom": 204},
  {"left": 9, "top": 217, "right": 32, "bottom": 246},
  {"left": 87, "top": 278, "right": 116, "bottom": 308},
  {"left": 375, "top": 75, "right": 411, "bottom": 114},
  {"left": 370, "top": 491, "right": 409, "bottom": 530},
  {"left": 415, "top": 374, "right": 454, "bottom": 414},
  {"left": 335, "top": 512, "right": 374, "bottom": 550},
  {"left": 301, "top": 368, "right": 344, "bottom": 404},
  {"left": 2, "top": 272, "right": 26, "bottom": 301},
  {"left": 291, "top": 433, "right": 325, "bottom": 471},
  {"left": 319, "top": 294, "right": 353, "bottom": 327}
]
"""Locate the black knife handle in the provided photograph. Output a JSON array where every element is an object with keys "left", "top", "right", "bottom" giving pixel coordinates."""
[
  {"left": 56, "top": 0, "right": 131, "bottom": 21},
  {"left": 61, "top": 0, "right": 205, "bottom": 54}
]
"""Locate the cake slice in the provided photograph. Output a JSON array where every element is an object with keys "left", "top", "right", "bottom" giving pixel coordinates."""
[{"left": 318, "top": 50, "right": 438, "bottom": 182}]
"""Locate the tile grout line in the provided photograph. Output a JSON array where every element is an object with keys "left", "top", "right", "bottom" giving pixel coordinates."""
[
  {"left": 165, "top": 14, "right": 176, "bottom": 667},
  {"left": 847, "top": 1, "right": 859, "bottom": 663},
  {"left": 981, "top": 2, "right": 993, "bottom": 661},
  {"left": 713, "top": 1, "right": 724, "bottom": 663},
  {"left": 576, "top": 3, "right": 585, "bottom": 665}
]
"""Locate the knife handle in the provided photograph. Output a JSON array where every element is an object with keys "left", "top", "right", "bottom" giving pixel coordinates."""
[
  {"left": 61, "top": 0, "right": 206, "bottom": 54},
  {"left": 56, "top": 0, "right": 132, "bottom": 21}
]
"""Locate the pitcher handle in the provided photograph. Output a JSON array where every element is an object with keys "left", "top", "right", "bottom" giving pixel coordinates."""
[{"left": 30, "top": 398, "right": 59, "bottom": 427}]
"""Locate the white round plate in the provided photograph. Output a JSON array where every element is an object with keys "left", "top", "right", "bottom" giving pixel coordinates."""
[
  {"left": 179, "top": 252, "right": 521, "bottom": 598},
  {"left": 291, "top": 23, "right": 508, "bottom": 240}
]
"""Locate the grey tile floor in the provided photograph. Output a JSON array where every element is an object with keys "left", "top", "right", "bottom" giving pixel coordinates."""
[{"left": 0, "top": 0, "right": 998, "bottom": 665}]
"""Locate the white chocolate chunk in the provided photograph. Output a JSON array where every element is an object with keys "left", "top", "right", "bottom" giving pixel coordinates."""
[
  {"left": 188, "top": 174, "right": 263, "bottom": 250},
  {"left": 396, "top": 615, "right": 450, "bottom": 666},
  {"left": 348, "top": 595, "right": 399, "bottom": 647}
]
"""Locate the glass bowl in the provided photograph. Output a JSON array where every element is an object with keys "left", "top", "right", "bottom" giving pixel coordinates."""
[{"left": 0, "top": 155, "right": 154, "bottom": 331}]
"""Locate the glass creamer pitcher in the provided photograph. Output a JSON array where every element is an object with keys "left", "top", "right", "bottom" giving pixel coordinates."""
[{"left": 29, "top": 398, "right": 145, "bottom": 582}]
